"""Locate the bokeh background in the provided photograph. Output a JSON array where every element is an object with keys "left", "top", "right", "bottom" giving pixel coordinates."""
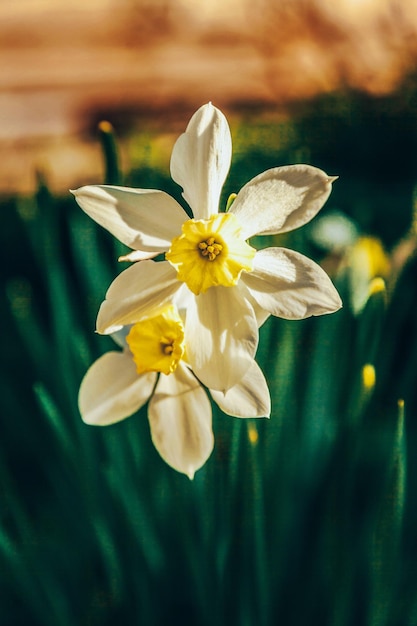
[{"left": 2, "top": 1, "right": 417, "bottom": 624}]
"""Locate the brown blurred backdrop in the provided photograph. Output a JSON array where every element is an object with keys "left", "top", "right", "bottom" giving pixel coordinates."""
[{"left": 1, "top": 0, "right": 417, "bottom": 193}]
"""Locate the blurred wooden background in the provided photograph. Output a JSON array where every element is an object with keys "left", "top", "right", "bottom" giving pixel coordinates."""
[{"left": 1, "top": 0, "right": 417, "bottom": 192}]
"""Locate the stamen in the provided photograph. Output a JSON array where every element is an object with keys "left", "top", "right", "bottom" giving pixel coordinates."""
[{"left": 198, "top": 236, "right": 223, "bottom": 261}]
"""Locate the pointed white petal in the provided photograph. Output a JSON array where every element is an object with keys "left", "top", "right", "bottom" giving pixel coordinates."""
[
  {"left": 210, "top": 360, "right": 271, "bottom": 418},
  {"left": 78, "top": 351, "right": 155, "bottom": 426},
  {"left": 241, "top": 247, "right": 342, "bottom": 319},
  {"left": 170, "top": 103, "right": 232, "bottom": 219},
  {"left": 148, "top": 363, "right": 214, "bottom": 479},
  {"left": 230, "top": 165, "right": 336, "bottom": 239},
  {"left": 118, "top": 250, "right": 159, "bottom": 262},
  {"left": 72, "top": 185, "right": 186, "bottom": 252},
  {"left": 185, "top": 284, "right": 259, "bottom": 391},
  {"left": 96, "top": 261, "right": 180, "bottom": 334}
]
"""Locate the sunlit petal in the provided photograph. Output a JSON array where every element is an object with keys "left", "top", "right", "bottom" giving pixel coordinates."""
[
  {"left": 72, "top": 185, "right": 186, "bottom": 252},
  {"left": 118, "top": 250, "right": 159, "bottom": 262},
  {"left": 78, "top": 351, "right": 155, "bottom": 426},
  {"left": 210, "top": 360, "right": 271, "bottom": 418},
  {"left": 184, "top": 284, "right": 258, "bottom": 391},
  {"left": 230, "top": 165, "right": 336, "bottom": 239},
  {"left": 247, "top": 294, "right": 271, "bottom": 327},
  {"left": 170, "top": 103, "right": 232, "bottom": 219},
  {"left": 148, "top": 363, "right": 214, "bottom": 479},
  {"left": 96, "top": 260, "right": 180, "bottom": 334},
  {"left": 241, "top": 247, "right": 342, "bottom": 319}
]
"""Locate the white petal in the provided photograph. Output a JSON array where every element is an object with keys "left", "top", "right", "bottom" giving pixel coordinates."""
[
  {"left": 118, "top": 250, "right": 159, "bottom": 262},
  {"left": 210, "top": 360, "right": 271, "bottom": 418},
  {"left": 230, "top": 165, "right": 336, "bottom": 239},
  {"left": 148, "top": 363, "right": 214, "bottom": 479},
  {"left": 245, "top": 291, "right": 271, "bottom": 328},
  {"left": 97, "top": 261, "right": 180, "bottom": 334},
  {"left": 110, "top": 326, "right": 131, "bottom": 349},
  {"left": 72, "top": 185, "right": 186, "bottom": 252},
  {"left": 170, "top": 103, "right": 232, "bottom": 219},
  {"left": 78, "top": 351, "right": 156, "bottom": 426},
  {"left": 185, "top": 284, "right": 259, "bottom": 391},
  {"left": 241, "top": 247, "right": 342, "bottom": 319}
]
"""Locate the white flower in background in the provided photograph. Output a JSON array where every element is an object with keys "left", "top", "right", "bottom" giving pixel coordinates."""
[
  {"left": 309, "top": 210, "right": 359, "bottom": 254},
  {"left": 79, "top": 304, "right": 270, "bottom": 479},
  {"left": 72, "top": 102, "right": 342, "bottom": 391}
]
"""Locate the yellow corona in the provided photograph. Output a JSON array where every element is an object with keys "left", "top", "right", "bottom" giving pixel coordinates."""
[
  {"left": 126, "top": 305, "right": 185, "bottom": 376},
  {"left": 166, "top": 212, "right": 256, "bottom": 295}
]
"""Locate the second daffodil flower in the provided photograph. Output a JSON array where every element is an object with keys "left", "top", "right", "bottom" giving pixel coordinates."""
[
  {"left": 72, "top": 103, "right": 342, "bottom": 391},
  {"left": 79, "top": 304, "right": 270, "bottom": 479}
]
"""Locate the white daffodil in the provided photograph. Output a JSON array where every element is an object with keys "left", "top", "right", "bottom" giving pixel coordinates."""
[
  {"left": 72, "top": 102, "right": 342, "bottom": 391},
  {"left": 79, "top": 304, "right": 270, "bottom": 479}
]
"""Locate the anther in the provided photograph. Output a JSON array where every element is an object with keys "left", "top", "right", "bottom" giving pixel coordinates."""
[{"left": 198, "top": 237, "right": 223, "bottom": 261}]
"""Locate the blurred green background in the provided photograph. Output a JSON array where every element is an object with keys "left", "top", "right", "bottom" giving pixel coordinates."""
[{"left": 2, "top": 79, "right": 417, "bottom": 625}]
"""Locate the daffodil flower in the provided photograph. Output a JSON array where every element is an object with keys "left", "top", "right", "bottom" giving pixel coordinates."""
[
  {"left": 79, "top": 304, "right": 270, "bottom": 479},
  {"left": 72, "top": 103, "right": 342, "bottom": 391}
]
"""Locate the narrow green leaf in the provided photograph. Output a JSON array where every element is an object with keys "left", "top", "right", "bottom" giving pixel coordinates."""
[{"left": 369, "top": 400, "right": 406, "bottom": 626}]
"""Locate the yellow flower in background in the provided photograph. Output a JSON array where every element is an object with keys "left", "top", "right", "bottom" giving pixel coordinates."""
[
  {"left": 72, "top": 102, "right": 342, "bottom": 391},
  {"left": 347, "top": 236, "right": 390, "bottom": 314},
  {"left": 362, "top": 363, "right": 376, "bottom": 391},
  {"left": 79, "top": 305, "right": 270, "bottom": 479}
]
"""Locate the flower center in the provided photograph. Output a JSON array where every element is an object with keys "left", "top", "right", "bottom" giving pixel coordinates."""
[
  {"left": 126, "top": 305, "right": 185, "bottom": 376},
  {"left": 165, "top": 213, "right": 256, "bottom": 295},
  {"left": 198, "top": 237, "right": 223, "bottom": 261},
  {"left": 162, "top": 341, "right": 175, "bottom": 354}
]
